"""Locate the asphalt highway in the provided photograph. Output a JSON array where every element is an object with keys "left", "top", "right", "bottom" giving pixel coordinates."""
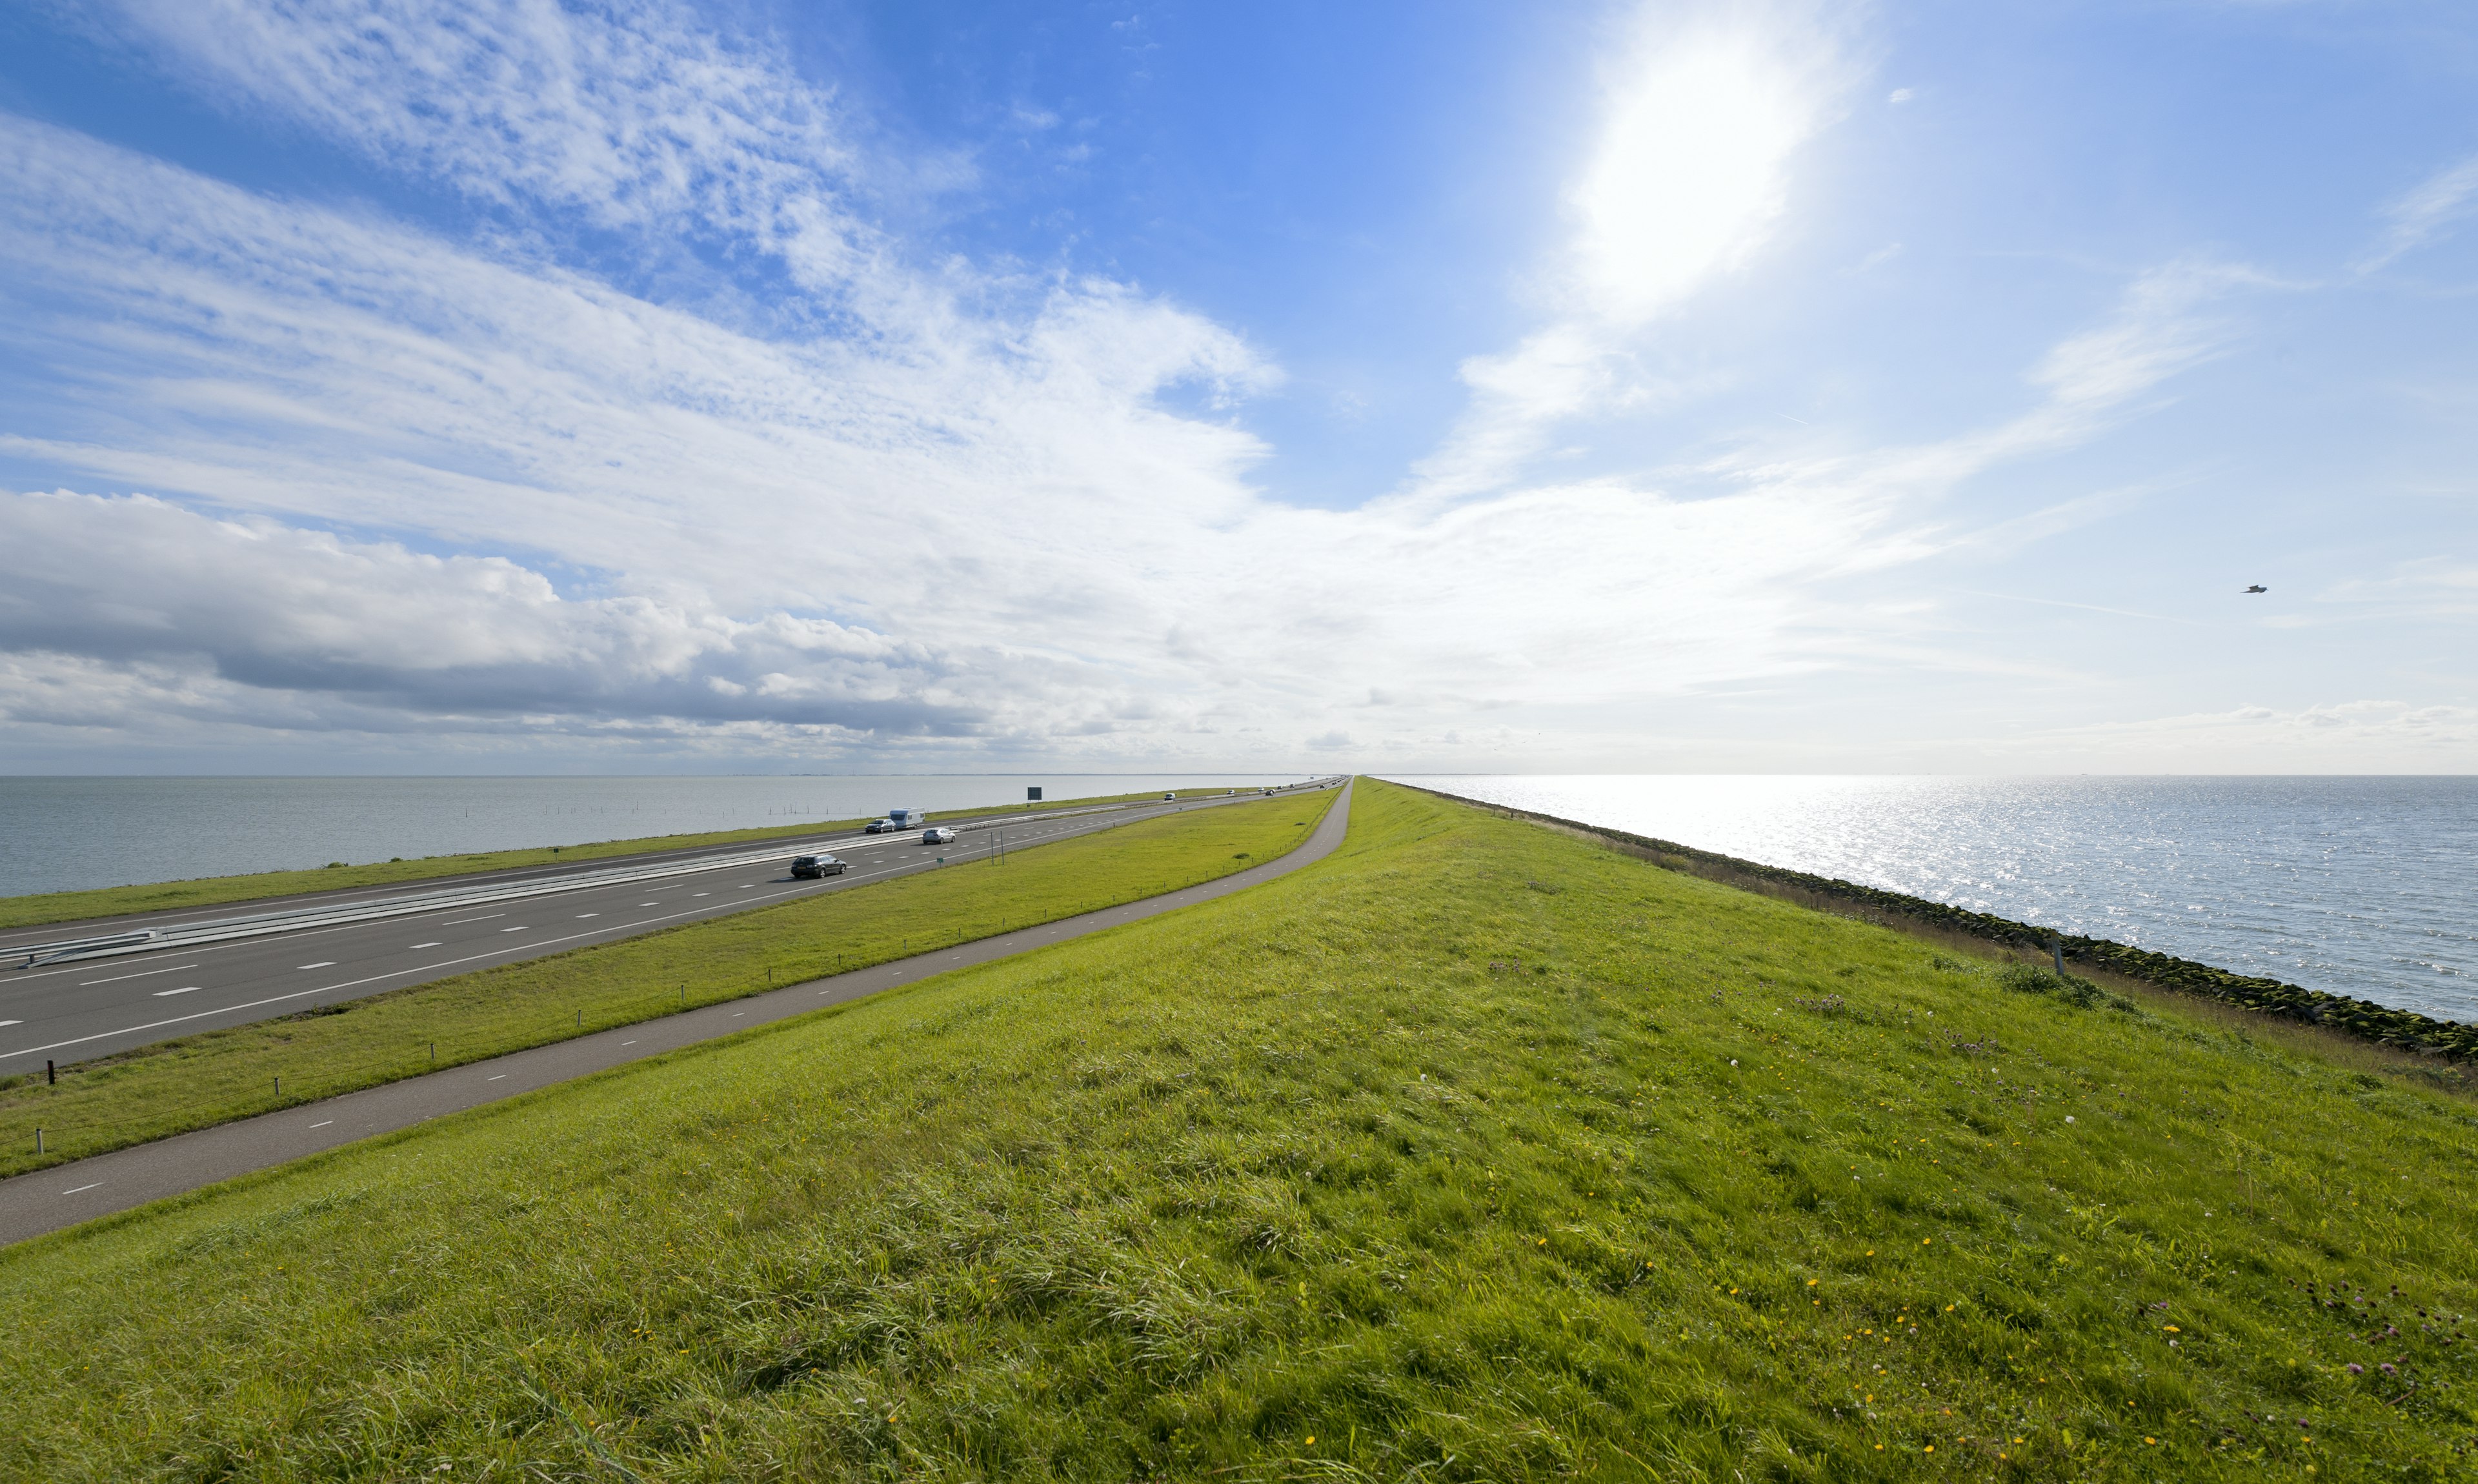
[
  {"left": 0, "top": 779, "right": 1355, "bottom": 1247},
  {"left": 0, "top": 783, "right": 1340, "bottom": 1072}
]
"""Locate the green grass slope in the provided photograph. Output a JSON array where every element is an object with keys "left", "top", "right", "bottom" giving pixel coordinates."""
[
  {"left": 0, "top": 793, "right": 1332, "bottom": 1178},
  {"left": 3, "top": 780, "right": 2473, "bottom": 1480},
  {"left": 0, "top": 785, "right": 1267, "bottom": 932}
]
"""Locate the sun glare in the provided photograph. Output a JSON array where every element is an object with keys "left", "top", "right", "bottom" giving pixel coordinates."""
[{"left": 1571, "top": 26, "right": 1818, "bottom": 323}]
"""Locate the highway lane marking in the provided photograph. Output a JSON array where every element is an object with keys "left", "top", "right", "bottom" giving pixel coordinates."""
[
  {"left": 62, "top": 1183, "right": 102, "bottom": 1196},
  {"left": 575, "top": 913, "right": 599, "bottom": 919},
  {"left": 410, "top": 941, "right": 441, "bottom": 948},
  {"left": 0, "top": 835, "right": 920, "bottom": 975},
  {"left": 0, "top": 805, "right": 1191, "bottom": 972},
  {"left": 79, "top": 963, "right": 200, "bottom": 986},
  {"left": 0, "top": 805, "right": 1254, "bottom": 1064},
  {"left": 0, "top": 1020, "right": 17, "bottom": 1028},
  {"left": 501, "top": 926, "right": 529, "bottom": 932},
  {"left": 1, "top": 888, "right": 828, "bottom": 1059},
  {"left": 297, "top": 961, "right": 337, "bottom": 970},
  {"left": 309, "top": 1119, "right": 333, "bottom": 1129},
  {"left": 0, "top": 828, "right": 868, "bottom": 941},
  {"left": 487, "top": 1074, "right": 507, "bottom": 1081},
  {"left": 152, "top": 986, "right": 202, "bottom": 997},
  {"left": 692, "top": 892, "right": 710, "bottom": 897},
  {"left": 621, "top": 1039, "right": 637, "bottom": 1046},
  {"left": 637, "top": 902, "right": 659, "bottom": 907}
]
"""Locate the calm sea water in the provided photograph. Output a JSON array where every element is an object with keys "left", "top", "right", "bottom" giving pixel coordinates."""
[
  {"left": 0, "top": 775, "right": 1312, "bottom": 899},
  {"left": 1391, "top": 776, "right": 2478, "bottom": 1025}
]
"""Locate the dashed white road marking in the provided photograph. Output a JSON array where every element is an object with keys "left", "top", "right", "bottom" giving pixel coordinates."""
[
  {"left": 487, "top": 1074, "right": 507, "bottom": 1081},
  {"left": 297, "top": 961, "right": 337, "bottom": 970},
  {"left": 309, "top": 1119, "right": 334, "bottom": 1129},
  {"left": 152, "top": 986, "right": 201, "bottom": 998},
  {"left": 500, "top": 926, "right": 528, "bottom": 932},
  {"left": 62, "top": 1183, "right": 102, "bottom": 1196},
  {"left": 575, "top": 913, "right": 599, "bottom": 919},
  {"left": 1, "top": 796, "right": 1274, "bottom": 1069},
  {"left": 79, "top": 963, "right": 199, "bottom": 986},
  {"left": 621, "top": 1039, "right": 638, "bottom": 1046}
]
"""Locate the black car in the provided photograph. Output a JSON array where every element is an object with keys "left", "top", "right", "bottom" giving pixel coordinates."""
[{"left": 789, "top": 854, "right": 847, "bottom": 879}]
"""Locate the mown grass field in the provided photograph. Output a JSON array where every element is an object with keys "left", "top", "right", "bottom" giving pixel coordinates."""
[
  {"left": 0, "top": 785, "right": 1262, "bottom": 932},
  {"left": 0, "top": 792, "right": 1333, "bottom": 1179},
  {"left": 3, "top": 779, "right": 2473, "bottom": 1481}
]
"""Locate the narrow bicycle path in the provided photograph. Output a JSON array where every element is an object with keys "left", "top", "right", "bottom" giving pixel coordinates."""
[{"left": 0, "top": 781, "right": 1353, "bottom": 1248}]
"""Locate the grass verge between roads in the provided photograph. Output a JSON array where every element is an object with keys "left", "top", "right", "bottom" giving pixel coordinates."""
[
  {"left": 5, "top": 779, "right": 2477, "bottom": 1480},
  {"left": 0, "top": 792, "right": 1334, "bottom": 1178},
  {"left": 0, "top": 785, "right": 1293, "bottom": 933}
]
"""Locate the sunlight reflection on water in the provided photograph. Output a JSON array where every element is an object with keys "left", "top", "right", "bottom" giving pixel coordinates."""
[{"left": 1391, "top": 775, "right": 2478, "bottom": 1023}]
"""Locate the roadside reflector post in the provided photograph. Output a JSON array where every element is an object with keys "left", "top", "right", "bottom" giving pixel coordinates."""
[
  {"left": 274, "top": 1076, "right": 281, "bottom": 1098},
  {"left": 429, "top": 1041, "right": 435, "bottom": 1066},
  {"left": 2051, "top": 936, "right": 2066, "bottom": 978},
  {"left": 34, "top": 1128, "right": 41, "bottom": 1155},
  {"left": 46, "top": 1059, "right": 54, "bottom": 1086}
]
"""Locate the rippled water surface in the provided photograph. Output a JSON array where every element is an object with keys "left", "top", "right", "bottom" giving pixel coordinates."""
[
  {"left": 0, "top": 774, "right": 1311, "bottom": 899},
  {"left": 1391, "top": 775, "right": 2478, "bottom": 1023}
]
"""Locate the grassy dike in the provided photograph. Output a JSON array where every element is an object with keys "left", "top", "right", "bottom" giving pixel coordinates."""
[
  {"left": 3, "top": 780, "right": 2475, "bottom": 1479},
  {"left": 0, "top": 786, "right": 1252, "bottom": 932},
  {"left": 0, "top": 794, "right": 1333, "bottom": 1178}
]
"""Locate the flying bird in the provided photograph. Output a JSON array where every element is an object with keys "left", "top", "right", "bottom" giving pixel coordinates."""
[{"left": 2243, "top": 585, "right": 2268, "bottom": 594}]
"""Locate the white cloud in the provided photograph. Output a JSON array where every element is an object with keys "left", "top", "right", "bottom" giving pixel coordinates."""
[
  {"left": 2361, "top": 151, "right": 2478, "bottom": 272},
  {"left": 81, "top": 0, "right": 857, "bottom": 244},
  {"left": 0, "top": 490, "right": 1005, "bottom": 737},
  {"left": 0, "top": 0, "right": 2352, "bottom": 771}
]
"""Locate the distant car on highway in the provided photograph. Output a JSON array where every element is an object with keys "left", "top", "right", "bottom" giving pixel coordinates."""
[
  {"left": 1163, "top": 792, "right": 1176, "bottom": 800},
  {"left": 789, "top": 854, "right": 847, "bottom": 879},
  {"left": 863, "top": 817, "right": 898, "bottom": 834},
  {"left": 922, "top": 827, "right": 958, "bottom": 845}
]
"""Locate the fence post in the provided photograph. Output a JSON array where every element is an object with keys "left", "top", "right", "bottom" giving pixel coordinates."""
[
  {"left": 46, "top": 1059, "right": 54, "bottom": 1086},
  {"left": 2051, "top": 935, "right": 2066, "bottom": 978}
]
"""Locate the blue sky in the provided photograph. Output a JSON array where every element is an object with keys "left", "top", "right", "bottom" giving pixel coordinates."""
[{"left": 0, "top": 0, "right": 2473, "bottom": 772}]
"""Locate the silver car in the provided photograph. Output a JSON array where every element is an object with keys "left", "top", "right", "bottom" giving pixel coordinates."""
[{"left": 922, "top": 826, "right": 958, "bottom": 844}]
